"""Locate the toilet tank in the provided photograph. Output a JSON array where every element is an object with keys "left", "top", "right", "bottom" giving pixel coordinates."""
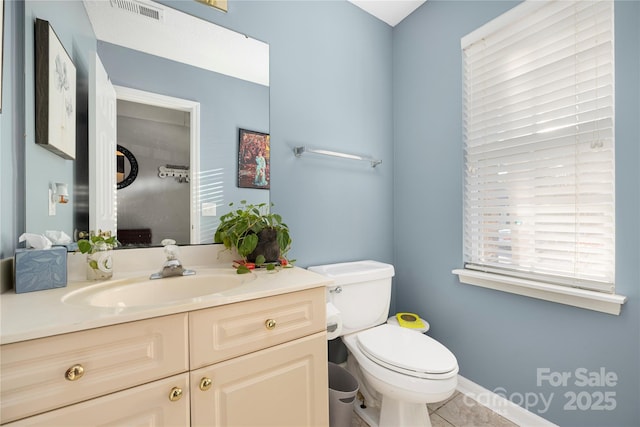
[{"left": 308, "top": 260, "right": 395, "bottom": 336}]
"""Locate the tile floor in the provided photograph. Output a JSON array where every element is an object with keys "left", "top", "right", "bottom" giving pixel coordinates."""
[{"left": 351, "top": 391, "right": 519, "bottom": 427}]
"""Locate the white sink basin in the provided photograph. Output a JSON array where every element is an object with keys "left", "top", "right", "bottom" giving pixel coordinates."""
[{"left": 62, "top": 270, "right": 257, "bottom": 308}]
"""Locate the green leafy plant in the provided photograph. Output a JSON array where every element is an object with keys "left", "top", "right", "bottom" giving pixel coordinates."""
[
  {"left": 214, "top": 201, "right": 292, "bottom": 273},
  {"left": 77, "top": 234, "right": 119, "bottom": 254}
]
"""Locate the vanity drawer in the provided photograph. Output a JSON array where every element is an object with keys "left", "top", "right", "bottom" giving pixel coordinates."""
[
  {"left": 3, "top": 373, "right": 190, "bottom": 426},
  {"left": 0, "top": 313, "right": 189, "bottom": 424},
  {"left": 190, "top": 287, "right": 325, "bottom": 368}
]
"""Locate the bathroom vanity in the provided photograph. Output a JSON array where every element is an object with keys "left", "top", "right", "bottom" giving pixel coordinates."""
[{"left": 0, "top": 248, "right": 331, "bottom": 426}]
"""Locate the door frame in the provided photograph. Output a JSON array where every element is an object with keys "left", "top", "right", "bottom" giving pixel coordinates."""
[{"left": 114, "top": 86, "right": 201, "bottom": 244}]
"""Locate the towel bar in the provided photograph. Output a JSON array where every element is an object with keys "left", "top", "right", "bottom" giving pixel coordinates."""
[{"left": 293, "top": 146, "right": 381, "bottom": 168}]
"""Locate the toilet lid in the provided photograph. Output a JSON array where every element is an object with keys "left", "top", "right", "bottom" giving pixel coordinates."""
[{"left": 356, "top": 324, "right": 458, "bottom": 378}]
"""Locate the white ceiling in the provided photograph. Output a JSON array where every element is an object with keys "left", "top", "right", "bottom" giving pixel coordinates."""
[{"left": 348, "top": 0, "right": 426, "bottom": 27}]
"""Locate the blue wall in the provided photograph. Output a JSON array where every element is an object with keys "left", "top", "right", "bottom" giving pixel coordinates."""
[
  {"left": 1, "top": 0, "right": 96, "bottom": 258},
  {"left": 22, "top": 1, "right": 96, "bottom": 238},
  {"left": 156, "top": 0, "right": 395, "bottom": 267},
  {"left": 393, "top": 1, "right": 639, "bottom": 426},
  {"left": 268, "top": 0, "right": 394, "bottom": 267}
]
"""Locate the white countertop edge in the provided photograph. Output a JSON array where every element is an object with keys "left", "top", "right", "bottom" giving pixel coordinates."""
[{"left": 1, "top": 266, "right": 333, "bottom": 345}]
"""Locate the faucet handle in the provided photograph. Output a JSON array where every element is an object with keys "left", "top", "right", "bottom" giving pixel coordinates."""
[
  {"left": 149, "top": 239, "right": 195, "bottom": 279},
  {"left": 161, "top": 239, "right": 180, "bottom": 261}
]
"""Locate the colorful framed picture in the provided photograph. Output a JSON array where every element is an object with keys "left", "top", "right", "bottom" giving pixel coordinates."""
[
  {"left": 34, "top": 18, "right": 76, "bottom": 160},
  {"left": 238, "top": 129, "right": 270, "bottom": 189},
  {"left": 195, "top": 0, "right": 228, "bottom": 13}
]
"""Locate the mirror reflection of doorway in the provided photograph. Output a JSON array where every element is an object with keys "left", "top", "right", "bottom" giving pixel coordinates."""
[{"left": 116, "top": 100, "right": 190, "bottom": 247}]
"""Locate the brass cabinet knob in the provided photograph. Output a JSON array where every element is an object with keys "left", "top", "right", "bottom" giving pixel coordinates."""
[
  {"left": 265, "top": 319, "right": 277, "bottom": 330},
  {"left": 169, "top": 387, "right": 183, "bottom": 402},
  {"left": 199, "top": 377, "right": 212, "bottom": 391},
  {"left": 65, "top": 364, "right": 84, "bottom": 381}
]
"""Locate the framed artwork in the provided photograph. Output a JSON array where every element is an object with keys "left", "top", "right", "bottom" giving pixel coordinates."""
[
  {"left": 34, "top": 18, "right": 76, "bottom": 160},
  {"left": 195, "top": 0, "right": 228, "bottom": 13},
  {"left": 238, "top": 128, "right": 270, "bottom": 189}
]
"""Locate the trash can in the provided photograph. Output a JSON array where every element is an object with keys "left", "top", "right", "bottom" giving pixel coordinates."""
[
  {"left": 328, "top": 338, "right": 349, "bottom": 364},
  {"left": 328, "top": 362, "right": 359, "bottom": 427}
]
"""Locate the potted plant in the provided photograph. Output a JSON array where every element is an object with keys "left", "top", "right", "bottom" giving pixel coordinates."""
[
  {"left": 214, "top": 201, "right": 292, "bottom": 272},
  {"left": 77, "top": 232, "right": 119, "bottom": 280}
]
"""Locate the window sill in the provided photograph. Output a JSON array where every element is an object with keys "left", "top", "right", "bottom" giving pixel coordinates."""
[{"left": 452, "top": 269, "right": 627, "bottom": 315}]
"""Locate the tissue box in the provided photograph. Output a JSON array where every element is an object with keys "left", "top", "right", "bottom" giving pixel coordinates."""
[{"left": 14, "top": 247, "right": 67, "bottom": 293}]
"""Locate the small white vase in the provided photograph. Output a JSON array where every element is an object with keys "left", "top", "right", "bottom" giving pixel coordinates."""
[{"left": 86, "top": 246, "right": 113, "bottom": 280}]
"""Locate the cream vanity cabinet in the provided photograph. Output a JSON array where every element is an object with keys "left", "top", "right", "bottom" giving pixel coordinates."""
[
  {"left": 189, "top": 287, "right": 328, "bottom": 426},
  {"left": 0, "top": 287, "right": 328, "bottom": 426}
]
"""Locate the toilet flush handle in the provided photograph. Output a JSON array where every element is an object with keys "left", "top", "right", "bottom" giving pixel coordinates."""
[{"left": 329, "top": 286, "right": 342, "bottom": 294}]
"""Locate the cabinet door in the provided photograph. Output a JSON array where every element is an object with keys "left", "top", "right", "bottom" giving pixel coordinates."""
[
  {"left": 4, "top": 373, "right": 190, "bottom": 426},
  {"left": 191, "top": 332, "right": 329, "bottom": 427}
]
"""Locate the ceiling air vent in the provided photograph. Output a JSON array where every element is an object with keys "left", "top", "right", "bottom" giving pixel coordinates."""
[{"left": 110, "top": 0, "right": 164, "bottom": 22}]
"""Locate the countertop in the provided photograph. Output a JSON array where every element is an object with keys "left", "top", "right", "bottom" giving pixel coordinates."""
[{"left": 0, "top": 265, "right": 332, "bottom": 345}]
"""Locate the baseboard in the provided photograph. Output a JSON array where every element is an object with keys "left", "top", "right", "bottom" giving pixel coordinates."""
[{"left": 456, "top": 375, "right": 558, "bottom": 427}]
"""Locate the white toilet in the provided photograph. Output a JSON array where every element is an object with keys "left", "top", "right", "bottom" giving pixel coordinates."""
[{"left": 308, "top": 260, "right": 458, "bottom": 427}]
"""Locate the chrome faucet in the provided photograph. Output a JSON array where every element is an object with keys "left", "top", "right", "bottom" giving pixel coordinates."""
[{"left": 150, "top": 239, "right": 196, "bottom": 280}]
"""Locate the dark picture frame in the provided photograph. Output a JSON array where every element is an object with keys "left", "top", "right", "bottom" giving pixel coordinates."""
[
  {"left": 116, "top": 145, "right": 139, "bottom": 190},
  {"left": 34, "top": 18, "right": 76, "bottom": 160},
  {"left": 238, "top": 128, "right": 270, "bottom": 189}
]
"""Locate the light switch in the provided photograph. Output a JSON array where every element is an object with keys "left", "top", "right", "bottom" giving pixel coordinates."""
[{"left": 202, "top": 202, "right": 217, "bottom": 217}]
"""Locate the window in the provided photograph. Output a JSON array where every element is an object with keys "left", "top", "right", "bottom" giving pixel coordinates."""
[{"left": 455, "top": 0, "right": 626, "bottom": 314}]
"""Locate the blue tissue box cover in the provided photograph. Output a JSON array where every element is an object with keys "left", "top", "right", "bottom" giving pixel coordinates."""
[{"left": 14, "top": 247, "right": 67, "bottom": 293}]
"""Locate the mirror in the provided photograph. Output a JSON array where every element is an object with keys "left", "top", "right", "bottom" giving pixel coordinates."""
[{"left": 23, "top": 0, "right": 269, "bottom": 247}]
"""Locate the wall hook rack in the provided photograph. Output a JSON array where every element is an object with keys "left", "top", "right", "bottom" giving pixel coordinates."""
[
  {"left": 293, "top": 146, "right": 382, "bottom": 168},
  {"left": 158, "top": 165, "right": 190, "bottom": 183}
]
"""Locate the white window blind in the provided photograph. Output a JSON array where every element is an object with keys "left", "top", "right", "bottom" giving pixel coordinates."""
[{"left": 461, "top": 0, "right": 615, "bottom": 293}]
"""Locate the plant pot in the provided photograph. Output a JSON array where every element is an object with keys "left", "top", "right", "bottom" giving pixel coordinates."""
[
  {"left": 86, "top": 247, "right": 114, "bottom": 280},
  {"left": 247, "top": 228, "right": 280, "bottom": 263}
]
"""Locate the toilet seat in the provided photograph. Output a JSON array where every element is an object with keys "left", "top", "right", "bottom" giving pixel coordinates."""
[{"left": 356, "top": 324, "right": 458, "bottom": 380}]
